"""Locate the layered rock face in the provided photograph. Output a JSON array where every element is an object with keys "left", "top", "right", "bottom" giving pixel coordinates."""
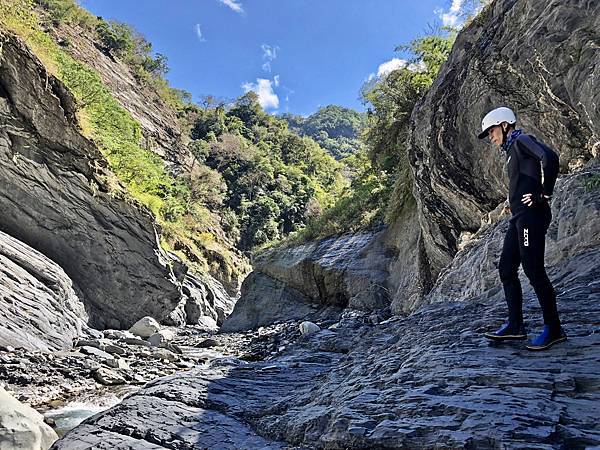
[
  {"left": 0, "top": 30, "right": 181, "bottom": 329},
  {"left": 222, "top": 205, "right": 420, "bottom": 331},
  {"left": 408, "top": 0, "right": 600, "bottom": 297},
  {"left": 0, "top": 231, "right": 88, "bottom": 351},
  {"left": 427, "top": 167, "right": 600, "bottom": 304}
]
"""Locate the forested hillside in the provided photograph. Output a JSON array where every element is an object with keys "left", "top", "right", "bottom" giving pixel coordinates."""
[
  {"left": 0, "top": 0, "right": 347, "bottom": 273},
  {"left": 282, "top": 105, "right": 366, "bottom": 160}
]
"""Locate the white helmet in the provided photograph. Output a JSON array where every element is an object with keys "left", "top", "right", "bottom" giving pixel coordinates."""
[{"left": 478, "top": 107, "right": 517, "bottom": 139}]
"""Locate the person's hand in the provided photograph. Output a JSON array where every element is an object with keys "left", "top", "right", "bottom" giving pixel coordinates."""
[{"left": 521, "top": 193, "right": 550, "bottom": 207}]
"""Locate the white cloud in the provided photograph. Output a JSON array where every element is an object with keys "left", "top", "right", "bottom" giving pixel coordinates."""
[
  {"left": 436, "top": 0, "right": 465, "bottom": 27},
  {"left": 273, "top": 75, "right": 280, "bottom": 87},
  {"left": 407, "top": 61, "right": 427, "bottom": 72},
  {"left": 241, "top": 78, "right": 279, "bottom": 110},
  {"left": 377, "top": 58, "right": 408, "bottom": 77},
  {"left": 261, "top": 44, "right": 279, "bottom": 73},
  {"left": 367, "top": 57, "right": 427, "bottom": 82},
  {"left": 194, "top": 24, "right": 206, "bottom": 42},
  {"left": 218, "top": 0, "right": 243, "bottom": 14}
]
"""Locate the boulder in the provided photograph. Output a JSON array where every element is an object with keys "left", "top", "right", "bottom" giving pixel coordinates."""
[
  {"left": 92, "top": 368, "right": 125, "bottom": 386},
  {"left": 299, "top": 321, "right": 320, "bottom": 336},
  {"left": 197, "top": 316, "right": 219, "bottom": 332},
  {"left": 129, "top": 317, "right": 160, "bottom": 338},
  {"left": 221, "top": 221, "right": 414, "bottom": 331},
  {"left": 148, "top": 330, "right": 175, "bottom": 347},
  {"left": 0, "top": 387, "right": 58, "bottom": 449}
]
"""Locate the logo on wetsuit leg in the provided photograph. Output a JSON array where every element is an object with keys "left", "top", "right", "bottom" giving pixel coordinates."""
[{"left": 524, "top": 228, "right": 529, "bottom": 247}]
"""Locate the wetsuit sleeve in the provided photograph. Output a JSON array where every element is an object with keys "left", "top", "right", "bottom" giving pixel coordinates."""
[{"left": 517, "top": 134, "right": 560, "bottom": 196}]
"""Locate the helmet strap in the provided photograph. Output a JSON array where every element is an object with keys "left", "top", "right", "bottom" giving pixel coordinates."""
[{"left": 501, "top": 123, "right": 510, "bottom": 145}]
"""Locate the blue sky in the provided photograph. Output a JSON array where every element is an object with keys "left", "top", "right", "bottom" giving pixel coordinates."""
[{"left": 80, "top": 0, "right": 467, "bottom": 116}]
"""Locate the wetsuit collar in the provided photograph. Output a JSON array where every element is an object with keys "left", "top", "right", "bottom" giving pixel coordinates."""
[{"left": 501, "top": 129, "right": 522, "bottom": 152}]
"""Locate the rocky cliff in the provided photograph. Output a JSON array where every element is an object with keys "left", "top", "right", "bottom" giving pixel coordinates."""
[
  {"left": 221, "top": 0, "right": 600, "bottom": 327},
  {"left": 0, "top": 29, "right": 181, "bottom": 331},
  {"left": 52, "top": 167, "right": 600, "bottom": 448},
  {"left": 222, "top": 204, "right": 420, "bottom": 332},
  {"left": 0, "top": 230, "right": 88, "bottom": 351},
  {"left": 407, "top": 0, "right": 599, "bottom": 303}
]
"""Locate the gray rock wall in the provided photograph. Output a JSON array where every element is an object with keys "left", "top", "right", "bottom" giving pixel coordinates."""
[
  {"left": 0, "top": 30, "right": 181, "bottom": 329},
  {"left": 408, "top": 0, "right": 600, "bottom": 293},
  {"left": 427, "top": 167, "right": 600, "bottom": 304},
  {"left": 0, "top": 231, "right": 88, "bottom": 351},
  {"left": 222, "top": 205, "right": 421, "bottom": 331}
]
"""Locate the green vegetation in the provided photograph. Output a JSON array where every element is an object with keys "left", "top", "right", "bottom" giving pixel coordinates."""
[
  {"left": 1, "top": 0, "right": 456, "bottom": 264},
  {"left": 283, "top": 105, "right": 366, "bottom": 160},
  {"left": 184, "top": 92, "right": 347, "bottom": 250},
  {"left": 584, "top": 172, "right": 600, "bottom": 191},
  {"left": 1, "top": 0, "right": 347, "bottom": 263},
  {"left": 296, "top": 32, "right": 456, "bottom": 240}
]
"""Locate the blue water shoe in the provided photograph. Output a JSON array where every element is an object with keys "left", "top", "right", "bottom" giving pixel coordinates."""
[
  {"left": 526, "top": 325, "right": 567, "bottom": 351},
  {"left": 484, "top": 322, "right": 527, "bottom": 341}
]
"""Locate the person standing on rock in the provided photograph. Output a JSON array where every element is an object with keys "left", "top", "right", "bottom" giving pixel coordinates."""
[{"left": 478, "top": 107, "right": 566, "bottom": 351}]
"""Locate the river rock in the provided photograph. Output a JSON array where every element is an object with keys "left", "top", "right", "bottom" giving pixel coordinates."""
[
  {"left": 79, "top": 346, "right": 113, "bottom": 360},
  {"left": 104, "top": 358, "right": 130, "bottom": 370},
  {"left": 122, "top": 337, "right": 152, "bottom": 347},
  {"left": 0, "top": 386, "right": 58, "bottom": 449},
  {"left": 103, "top": 330, "right": 135, "bottom": 340},
  {"left": 129, "top": 317, "right": 161, "bottom": 338},
  {"left": 92, "top": 368, "right": 125, "bottom": 386},
  {"left": 197, "top": 316, "right": 219, "bottom": 331},
  {"left": 299, "top": 321, "right": 320, "bottom": 336},
  {"left": 148, "top": 329, "right": 175, "bottom": 347}
]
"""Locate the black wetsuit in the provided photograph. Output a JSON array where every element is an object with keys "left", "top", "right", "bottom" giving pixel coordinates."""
[{"left": 498, "top": 133, "right": 561, "bottom": 331}]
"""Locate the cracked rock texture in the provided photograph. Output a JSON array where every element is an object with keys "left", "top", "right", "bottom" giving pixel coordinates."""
[
  {"left": 223, "top": 206, "right": 420, "bottom": 331},
  {"left": 407, "top": 0, "right": 600, "bottom": 300},
  {"left": 0, "top": 230, "right": 88, "bottom": 351},
  {"left": 0, "top": 29, "right": 181, "bottom": 330}
]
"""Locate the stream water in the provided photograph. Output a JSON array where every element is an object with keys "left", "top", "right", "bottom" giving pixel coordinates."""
[{"left": 43, "top": 386, "right": 139, "bottom": 437}]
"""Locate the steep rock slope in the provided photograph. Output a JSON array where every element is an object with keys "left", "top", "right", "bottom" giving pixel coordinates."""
[
  {"left": 0, "top": 230, "right": 88, "bottom": 351},
  {"left": 407, "top": 0, "right": 600, "bottom": 300},
  {"left": 52, "top": 168, "right": 600, "bottom": 448},
  {"left": 49, "top": 22, "right": 186, "bottom": 173},
  {"left": 0, "top": 29, "right": 180, "bottom": 330}
]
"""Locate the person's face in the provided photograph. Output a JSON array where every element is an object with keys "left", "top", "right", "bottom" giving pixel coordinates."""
[{"left": 488, "top": 124, "right": 504, "bottom": 146}]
